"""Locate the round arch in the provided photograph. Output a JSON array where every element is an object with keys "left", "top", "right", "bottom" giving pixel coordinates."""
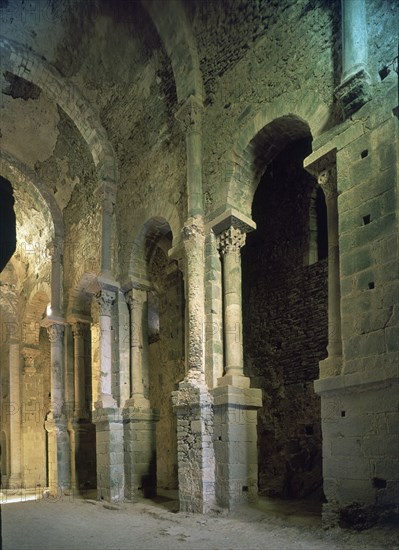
[
  {"left": 221, "top": 95, "right": 330, "bottom": 218},
  {"left": 0, "top": 36, "right": 117, "bottom": 185}
]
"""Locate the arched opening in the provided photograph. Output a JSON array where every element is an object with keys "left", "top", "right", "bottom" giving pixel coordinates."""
[
  {"left": 0, "top": 176, "right": 16, "bottom": 273},
  {"left": 242, "top": 134, "right": 328, "bottom": 507},
  {"left": 145, "top": 228, "right": 185, "bottom": 498}
]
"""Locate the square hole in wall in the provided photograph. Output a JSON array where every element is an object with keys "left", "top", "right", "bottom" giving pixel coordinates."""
[
  {"left": 368, "top": 282, "right": 375, "bottom": 290},
  {"left": 341, "top": 411, "right": 346, "bottom": 417},
  {"left": 305, "top": 425, "right": 314, "bottom": 435},
  {"left": 372, "top": 477, "right": 387, "bottom": 489},
  {"left": 363, "top": 214, "right": 371, "bottom": 225},
  {"left": 361, "top": 149, "right": 368, "bottom": 159}
]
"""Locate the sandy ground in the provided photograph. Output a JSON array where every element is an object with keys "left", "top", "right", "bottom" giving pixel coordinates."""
[{"left": 1, "top": 492, "right": 398, "bottom": 550}]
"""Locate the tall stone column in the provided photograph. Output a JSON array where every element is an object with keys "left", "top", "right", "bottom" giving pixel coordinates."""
[
  {"left": 305, "top": 151, "right": 342, "bottom": 378},
  {"left": 8, "top": 341, "right": 21, "bottom": 486},
  {"left": 93, "top": 286, "right": 124, "bottom": 501},
  {"left": 318, "top": 165, "right": 343, "bottom": 377},
  {"left": 123, "top": 286, "right": 158, "bottom": 501},
  {"left": 217, "top": 226, "right": 248, "bottom": 387},
  {"left": 71, "top": 322, "right": 87, "bottom": 418},
  {"left": 21, "top": 347, "right": 43, "bottom": 488},
  {"left": 171, "top": 96, "right": 216, "bottom": 512},
  {"left": 125, "top": 288, "right": 149, "bottom": 407},
  {"left": 46, "top": 238, "right": 63, "bottom": 317},
  {"left": 209, "top": 210, "right": 262, "bottom": 509},
  {"left": 69, "top": 321, "right": 96, "bottom": 492},
  {"left": 96, "top": 180, "right": 116, "bottom": 280},
  {"left": 42, "top": 321, "right": 71, "bottom": 493},
  {"left": 95, "top": 289, "right": 116, "bottom": 409},
  {"left": 335, "top": 0, "right": 370, "bottom": 116}
]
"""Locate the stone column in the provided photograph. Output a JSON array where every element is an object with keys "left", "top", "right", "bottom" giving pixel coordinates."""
[
  {"left": 175, "top": 95, "right": 203, "bottom": 218},
  {"left": 181, "top": 218, "right": 206, "bottom": 382},
  {"left": 43, "top": 321, "right": 71, "bottom": 493},
  {"left": 21, "top": 347, "right": 43, "bottom": 488},
  {"left": 335, "top": 0, "right": 370, "bottom": 116},
  {"left": 318, "top": 164, "right": 343, "bottom": 377},
  {"left": 97, "top": 181, "right": 115, "bottom": 280},
  {"left": 93, "top": 286, "right": 124, "bottom": 502},
  {"left": 71, "top": 322, "right": 87, "bottom": 418},
  {"left": 123, "top": 287, "right": 158, "bottom": 500},
  {"left": 69, "top": 321, "right": 96, "bottom": 492},
  {"left": 217, "top": 226, "right": 248, "bottom": 387},
  {"left": 95, "top": 289, "right": 116, "bottom": 409},
  {"left": 125, "top": 288, "right": 149, "bottom": 407},
  {"left": 8, "top": 341, "right": 21, "bottom": 486},
  {"left": 209, "top": 209, "right": 262, "bottom": 509},
  {"left": 46, "top": 238, "right": 63, "bottom": 317}
]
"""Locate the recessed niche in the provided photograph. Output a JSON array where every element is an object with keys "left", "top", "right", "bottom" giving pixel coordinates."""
[
  {"left": 363, "top": 214, "right": 371, "bottom": 225},
  {"left": 372, "top": 477, "right": 387, "bottom": 489}
]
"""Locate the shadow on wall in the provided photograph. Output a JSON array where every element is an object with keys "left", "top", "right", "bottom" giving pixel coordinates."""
[{"left": 0, "top": 176, "right": 16, "bottom": 273}]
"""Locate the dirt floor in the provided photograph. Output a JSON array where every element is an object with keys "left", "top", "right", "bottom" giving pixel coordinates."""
[{"left": 1, "top": 491, "right": 398, "bottom": 550}]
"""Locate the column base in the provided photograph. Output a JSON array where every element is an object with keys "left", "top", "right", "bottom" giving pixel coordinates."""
[
  {"left": 92, "top": 407, "right": 124, "bottom": 502},
  {"left": 334, "top": 69, "right": 371, "bottom": 117},
  {"left": 217, "top": 374, "right": 250, "bottom": 389},
  {"left": 172, "top": 380, "right": 216, "bottom": 513},
  {"left": 95, "top": 394, "right": 117, "bottom": 409},
  {"left": 318, "top": 356, "right": 342, "bottom": 378},
  {"left": 122, "top": 405, "right": 159, "bottom": 500},
  {"left": 211, "top": 384, "right": 262, "bottom": 510}
]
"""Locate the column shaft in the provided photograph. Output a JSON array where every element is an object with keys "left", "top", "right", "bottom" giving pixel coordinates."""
[
  {"left": 96, "top": 289, "right": 116, "bottom": 408},
  {"left": 72, "top": 323, "right": 86, "bottom": 417},
  {"left": 341, "top": 0, "right": 368, "bottom": 82},
  {"left": 318, "top": 166, "right": 343, "bottom": 376},
  {"left": 9, "top": 342, "right": 21, "bottom": 484}
]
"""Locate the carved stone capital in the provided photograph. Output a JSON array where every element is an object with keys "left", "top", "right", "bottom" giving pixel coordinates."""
[
  {"left": 71, "top": 322, "right": 86, "bottom": 339},
  {"left": 96, "top": 289, "right": 115, "bottom": 316},
  {"left": 335, "top": 69, "right": 371, "bottom": 118},
  {"left": 318, "top": 166, "right": 338, "bottom": 200},
  {"left": 175, "top": 95, "right": 203, "bottom": 134},
  {"left": 47, "top": 323, "right": 65, "bottom": 343},
  {"left": 217, "top": 226, "right": 246, "bottom": 256},
  {"left": 124, "top": 288, "right": 146, "bottom": 310},
  {"left": 22, "top": 347, "right": 40, "bottom": 373}
]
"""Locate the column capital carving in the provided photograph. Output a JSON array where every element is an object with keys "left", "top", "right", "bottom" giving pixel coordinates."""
[
  {"left": 71, "top": 322, "right": 86, "bottom": 338},
  {"left": 47, "top": 323, "right": 65, "bottom": 343},
  {"left": 22, "top": 347, "right": 40, "bottom": 373},
  {"left": 318, "top": 166, "right": 338, "bottom": 200},
  {"left": 175, "top": 95, "right": 203, "bottom": 134},
  {"left": 96, "top": 289, "right": 116, "bottom": 316},
  {"left": 124, "top": 288, "right": 146, "bottom": 310},
  {"left": 217, "top": 226, "right": 246, "bottom": 256}
]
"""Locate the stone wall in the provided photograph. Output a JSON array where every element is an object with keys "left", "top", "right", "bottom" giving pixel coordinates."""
[
  {"left": 242, "top": 138, "right": 328, "bottom": 499},
  {"left": 148, "top": 249, "right": 185, "bottom": 490}
]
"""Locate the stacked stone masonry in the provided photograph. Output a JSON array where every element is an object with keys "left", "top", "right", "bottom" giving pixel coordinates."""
[{"left": 0, "top": 0, "right": 397, "bottom": 531}]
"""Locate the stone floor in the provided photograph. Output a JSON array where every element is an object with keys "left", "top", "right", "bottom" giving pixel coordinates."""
[{"left": 1, "top": 490, "right": 398, "bottom": 549}]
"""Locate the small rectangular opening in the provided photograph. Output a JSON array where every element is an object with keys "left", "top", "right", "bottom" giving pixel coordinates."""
[
  {"left": 379, "top": 66, "right": 390, "bottom": 81},
  {"left": 242, "top": 486, "right": 249, "bottom": 492},
  {"left": 372, "top": 477, "right": 387, "bottom": 489},
  {"left": 363, "top": 214, "right": 371, "bottom": 225},
  {"left": 361, "top": 149, "right": 368, "bottom": 159},
  {"left": 341, "top": 411, "right": 346, "bottom": 417},
  {"left": 368, "top": 282, "right": 375, "bottom": 290}
]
